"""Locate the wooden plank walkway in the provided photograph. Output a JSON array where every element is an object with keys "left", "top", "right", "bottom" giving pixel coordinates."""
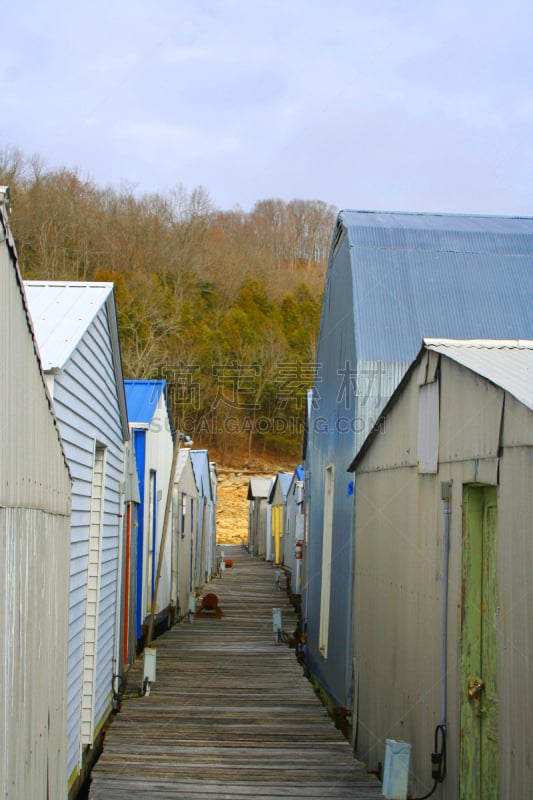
[{"left": 89, "top": 545, "right": 382, "bottom": 799}]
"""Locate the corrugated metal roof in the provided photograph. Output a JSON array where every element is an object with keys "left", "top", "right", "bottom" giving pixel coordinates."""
[
  {"left": 24, "top": 281, "right": 114, "bottom": 370},
  {"left": 24, "top": 279, "right": 129, "bottom": 441},
  {"left": 124, "top": 380, "right": 166, "bottom": 425},
  {"left": 425, "top": 338, "right": 533, "bottom": 410},
  {"left": 350, "top": 338, "right": 533, "bottom": 470},
  {"left": 340, "top": 209, "right": 533, "bottom": 239},
  {"left": 334, "top": 211, "right": 533, "bottom": 362}
]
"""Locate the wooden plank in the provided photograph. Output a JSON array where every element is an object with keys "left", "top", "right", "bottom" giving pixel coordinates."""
[{"left": 89, "top": 545, "right": 382, "bottom": 800}]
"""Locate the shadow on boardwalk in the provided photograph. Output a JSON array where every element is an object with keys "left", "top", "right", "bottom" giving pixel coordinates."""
[{"left": 89, "top": 545, "right": 382, "bottom": 799}]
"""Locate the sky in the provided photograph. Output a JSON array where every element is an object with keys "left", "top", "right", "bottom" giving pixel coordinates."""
[{"left": 2, "top": 0, "right": 532, "bottom": 215}]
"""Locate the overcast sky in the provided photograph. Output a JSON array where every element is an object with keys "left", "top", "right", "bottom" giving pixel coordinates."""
[{"left": 2, "top": 0, "right": 532, "bottom": 215}]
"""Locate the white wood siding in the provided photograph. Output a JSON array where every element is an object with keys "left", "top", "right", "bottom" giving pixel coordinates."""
[{"left": 50, "top": 306, "right": 125, "bottom": 783}]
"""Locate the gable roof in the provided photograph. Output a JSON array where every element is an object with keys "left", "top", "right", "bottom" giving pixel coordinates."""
[
  {"left": 247, "top": 477, "right": 272, "bottom": 500},
  {"left": 174, "top": 447, "right": 196, "bottom": 487},
  {"left": 124, "top": 380, "right": 167, "bottom": 427},
  {"left": 25, "top": 280, "right": 129, "bottom": 440},
  {"left": 335, "top": 210, "right": 533, "bottom": 362},
  {"left": 268, "top": 471, "right": 294, "bottom": 503},
  {"left": 288, "top": 465, "right": 305, "bottom": 495},
  {"left": 349, "top": 338, "right": 533, "bottom": 470}
]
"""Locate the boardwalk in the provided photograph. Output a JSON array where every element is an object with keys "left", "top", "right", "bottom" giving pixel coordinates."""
[{"left": 89, "top": 545, "right": 382, "bottom": 799}]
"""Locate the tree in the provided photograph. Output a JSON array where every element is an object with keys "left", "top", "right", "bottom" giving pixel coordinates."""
[{"left": 0, "top": 148, "right": 333, "bottom": 463}]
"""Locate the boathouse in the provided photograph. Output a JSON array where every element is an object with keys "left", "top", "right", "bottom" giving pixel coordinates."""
[
  {"left": 25, "top": 280, "right": 129, "bottom": 796},
  {"left": 284, "top": 466, "right": 305, "bottom": 594},
  {"left": 124, "top": 380, "right": 174, "bottom": 642},
  {"left": 304, "top": 211, "right": 533, "bottom": 714},
  {"left": 190, "top": 449, "right": 217, "bottom": 588},
  {"left": 1, "top": 194, "right": 72, "bottom": 800},
  {"left": 247, "top": 476, "right": 272, "bottom": 557},
  {"left": 268, "top": 470, "right": 293, "bottom": 565},
  {"left": 172, "top": 446, "right": 199, "bottom": 619},
  {"left": 349, "top": 339, "right": 533, "bottom": 799}
]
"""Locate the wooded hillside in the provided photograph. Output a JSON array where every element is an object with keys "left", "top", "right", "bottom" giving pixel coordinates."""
[{"left": 1, "top": 148, "right": 335, "bottom": 464}]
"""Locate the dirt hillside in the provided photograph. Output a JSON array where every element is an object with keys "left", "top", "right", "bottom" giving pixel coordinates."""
[
  {"left": 216, "top": 472, "right": 251, "bottom": 545},
  {"left": 215, "top": 459, "right": 295, "bottom": 545}
]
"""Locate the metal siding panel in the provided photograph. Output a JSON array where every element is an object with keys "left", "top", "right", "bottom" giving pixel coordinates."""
[
  {"left": 354, "top": 467, "right": 443, "bottom": 794},
  {"left": 0, "top": 508, "right": 70, "bottom": 800},
  {"left": 1, "top": 214, "right": 72, "bottom": 799},
  {"left": 439, "top": 358, "right": 504, "bottom": 464},
  {"left": 498, "top": 444, "right": 533, "bottom": 798},
  {"left": 1, "top": 228, "right": 71, "bottom": 514},
  {"left": 502, "top": 394, "right": 533, "bottom": 447},
  {"left": 352, "top": 338, "right": 533, "bottom": 797}
]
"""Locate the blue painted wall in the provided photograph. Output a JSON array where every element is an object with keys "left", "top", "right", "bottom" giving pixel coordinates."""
[{"left": 133, "top": 428, "right": 146, "bottom": 640}]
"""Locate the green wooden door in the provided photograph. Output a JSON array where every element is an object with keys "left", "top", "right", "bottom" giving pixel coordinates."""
[{"left": 461, "top": 485, "right": 499, "bottom": 799}]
